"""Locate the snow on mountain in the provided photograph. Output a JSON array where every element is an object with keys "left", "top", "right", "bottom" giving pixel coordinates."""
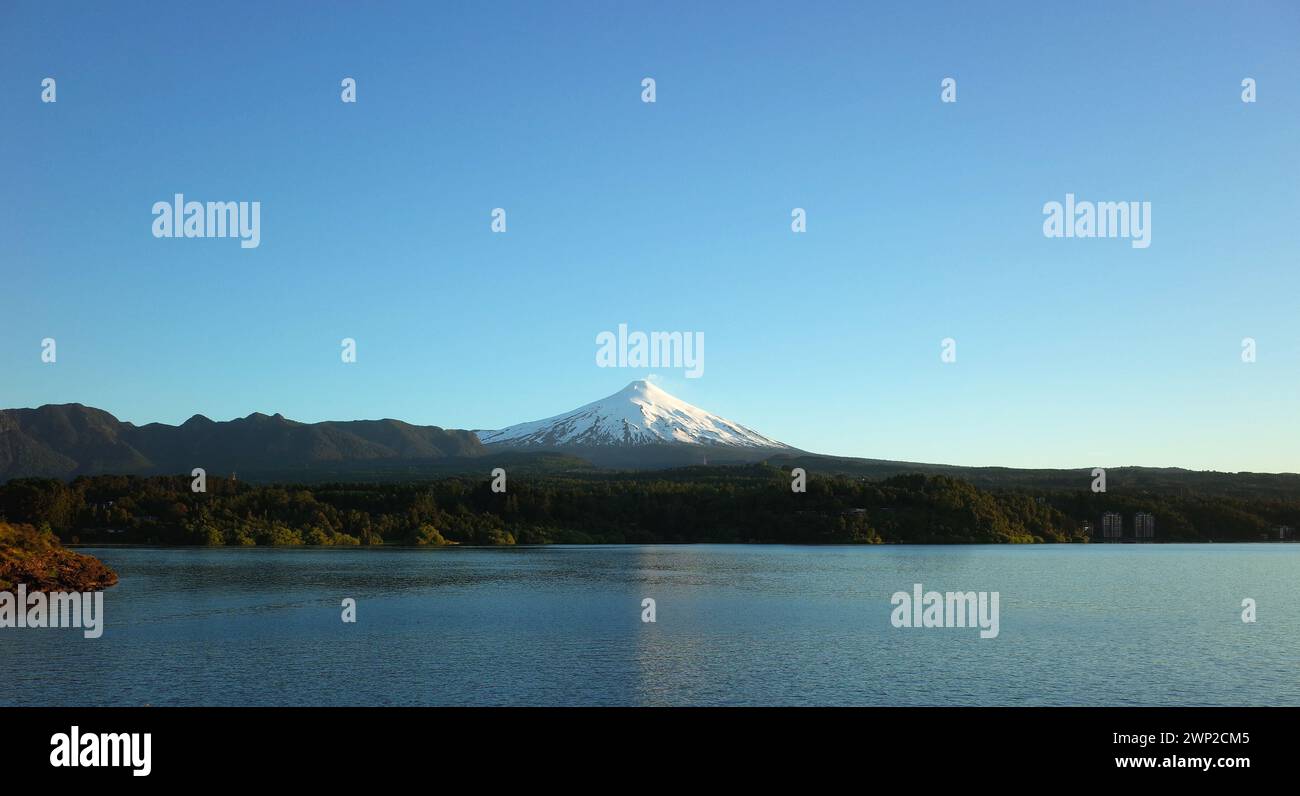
[{"left": 477, "top": 380, "right": 790, "bottom": 449}]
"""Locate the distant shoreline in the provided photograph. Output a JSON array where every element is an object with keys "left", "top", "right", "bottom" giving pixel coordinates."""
[
  {"left": 67, "top": 540, "right": 1300, "bottom": 549},
  {"left": 7, "top": 467, "right": 1297, "bottom": 546}
]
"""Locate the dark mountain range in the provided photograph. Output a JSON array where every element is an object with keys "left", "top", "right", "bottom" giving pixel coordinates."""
[
  {"left": 0, "top": 404, "right": 484, "bottom": 480},
  {"left": 3, "top": 397, "right": 1297, "bottom": 503}
]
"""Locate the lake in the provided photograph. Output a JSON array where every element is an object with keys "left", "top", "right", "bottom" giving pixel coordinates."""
[{"left": 3, "top": 544, "right": 1297, "bottom": 706}]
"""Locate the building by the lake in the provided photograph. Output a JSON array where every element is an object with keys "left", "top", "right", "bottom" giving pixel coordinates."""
[
  {"left": 1133, "top": 512, "right": 1156, "bottom": 542},
  {"left": 1101, "top": 512, "right": 1123, "bottom": 541}
]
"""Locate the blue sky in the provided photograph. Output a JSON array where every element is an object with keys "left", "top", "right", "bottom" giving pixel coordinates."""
[{"left": 2, "top": 1, "right": 1298, "bottom": 471}]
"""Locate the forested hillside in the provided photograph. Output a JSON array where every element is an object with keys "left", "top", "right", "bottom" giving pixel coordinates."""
[{"left": 1, "top": 465, "right": 1295, "bottom": 546}]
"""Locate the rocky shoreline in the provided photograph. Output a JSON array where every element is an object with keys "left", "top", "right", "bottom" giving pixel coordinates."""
[{"left": 0, "top": 522, "right": 118, "bottom": 592}]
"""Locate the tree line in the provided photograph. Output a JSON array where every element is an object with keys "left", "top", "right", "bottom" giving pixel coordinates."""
[{"left": 0, "top": 465, "right": 1295, "bottom": 546}]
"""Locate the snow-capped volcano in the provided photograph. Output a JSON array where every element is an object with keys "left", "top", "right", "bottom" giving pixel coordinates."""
[{"left": 477, "top": 380, "right": 790, "bottom": 449}]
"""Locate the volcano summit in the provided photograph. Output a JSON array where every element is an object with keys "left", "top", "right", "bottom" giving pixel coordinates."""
[{"left": 476, "top": 380, "right": 792, "bottom": 466}]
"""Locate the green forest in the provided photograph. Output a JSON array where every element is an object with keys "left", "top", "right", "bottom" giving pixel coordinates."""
[{"left": 1, "top": 464, "right": 1296, "bottom": 546}]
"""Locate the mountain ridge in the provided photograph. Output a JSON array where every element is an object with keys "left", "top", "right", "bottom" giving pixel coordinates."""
[
  {"left": 0, "top": 403, "right": 483, "bottom": 480},
  {"left": 3, "top": 390, "right": 1297, "bottom": 493}
]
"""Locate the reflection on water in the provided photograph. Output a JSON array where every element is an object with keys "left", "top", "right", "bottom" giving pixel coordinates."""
[{"left": 3, "top": 544, "right": 1296, "bottom": 706}]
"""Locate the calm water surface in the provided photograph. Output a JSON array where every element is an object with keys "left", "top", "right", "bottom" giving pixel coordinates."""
[{"left": 3, "top": 544, "right": 1297, "bottom": 706}]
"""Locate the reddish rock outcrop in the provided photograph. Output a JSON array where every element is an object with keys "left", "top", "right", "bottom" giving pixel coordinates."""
[{"left": 0, "top": 522, "right": 118, "bottom": 592}]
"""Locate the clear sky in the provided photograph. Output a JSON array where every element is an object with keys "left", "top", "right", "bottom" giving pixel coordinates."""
[{"left": 2, "top": 1, "right": 1297, "bottom": 472}]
